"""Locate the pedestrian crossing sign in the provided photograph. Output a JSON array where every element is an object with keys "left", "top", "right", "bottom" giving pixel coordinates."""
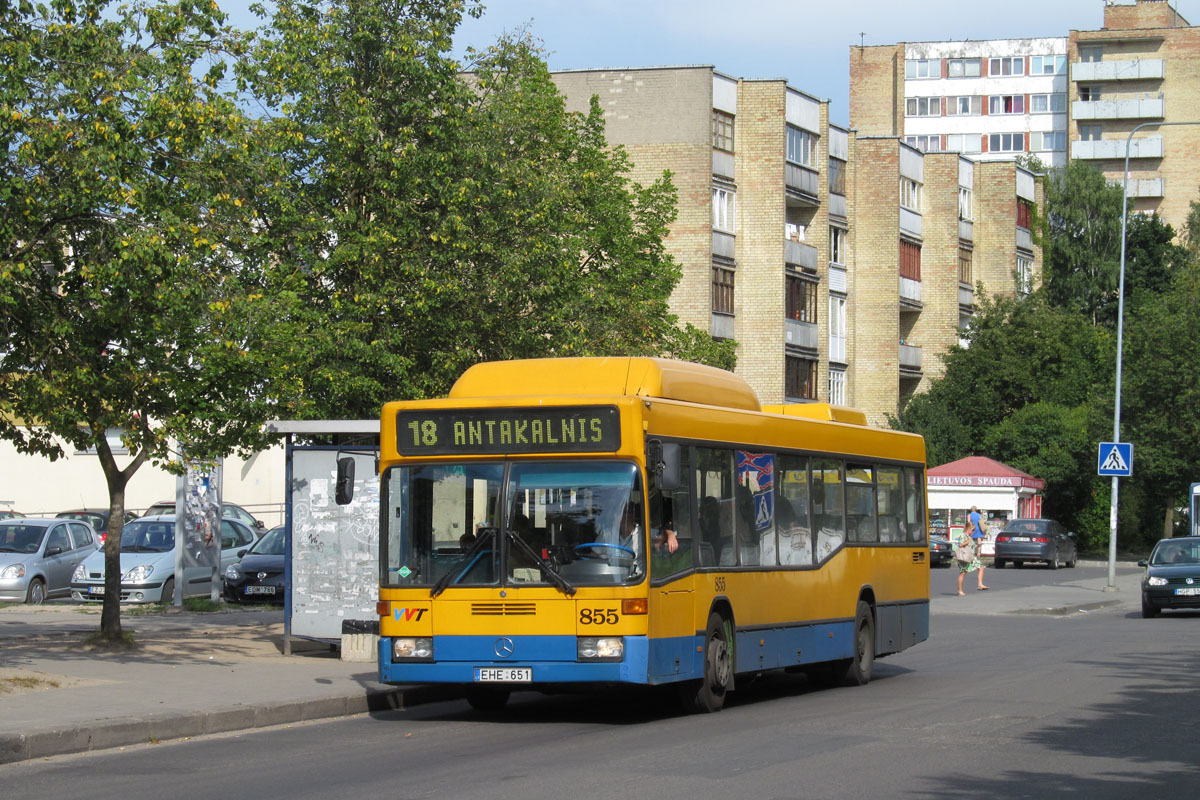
[{"left": 1097, "top": 442, "right": 1133, "bottom": 477}]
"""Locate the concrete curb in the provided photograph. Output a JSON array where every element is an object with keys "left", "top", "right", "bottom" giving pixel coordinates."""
[{"left": 0, "top": 684, "right": 462, "bottom": 764}]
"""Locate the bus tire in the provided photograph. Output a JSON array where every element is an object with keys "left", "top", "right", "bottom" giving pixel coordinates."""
[
  {"left": 846, "top": 600, "right": 875, "bottom": 686},
  {"left": 465, "top": 687, "right": 510, "bottom": 711},
  {"left": 682, "top": 611, "right": 732, "bottom": 713}
]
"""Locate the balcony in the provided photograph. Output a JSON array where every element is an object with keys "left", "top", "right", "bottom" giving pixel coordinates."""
[
  {"left": 713, "top": 150, "right": 734, "bottom": 180},
  {"left": 900, "top": 277, "right": 921, "bottom": 307},
  {"left": 785, "top": 319, "right": 818, "bottom": 350},
  {"left": 1071, "top": 59, "right": 1164, "bottom": 82},
  {"left": 785, "top": 163, "right": 819, "bottom": 204},
  {"left": 900, "top": 208, "right": 922, "bottom": 239},
  {"left": 1124, "top": 177, "right": 1165, "bottom": 198},
  {"left": 959, "top": 285, "right": 974, "bottom": 310},
  {"left": 1072, "top": 97, "right": 1164, "bottom": 121},
  {"left": 1017, "top": 228, "right": 1034, "bottom": 252},
  {"left": 899, "top": 343, "right": 922, "bottom": 375},
  {"left": 959, "top": 219, "right": 973, "bottom": 243},
  {"left": 711, "top": 313, "right": 734, "bottom": 340},
  {"left": 785, "top": 240, "right": 818, "bottom": 271},
  {"left": 712, "top": 231, "right": 735, "bottom": 260},
  {"left": 1071, "top": 135, "right": 1163, "bottom": 161}
]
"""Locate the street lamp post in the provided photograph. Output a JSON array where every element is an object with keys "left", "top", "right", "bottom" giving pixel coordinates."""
[{"left": 1107, "top": 120, "right": 1200, "bottom": 590}]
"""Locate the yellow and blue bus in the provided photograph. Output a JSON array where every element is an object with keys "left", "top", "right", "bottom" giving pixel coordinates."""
[{"left": 358, "top": 357, "right": 929, "bottom": 712}]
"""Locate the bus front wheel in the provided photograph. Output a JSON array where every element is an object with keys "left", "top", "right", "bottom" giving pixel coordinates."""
[
  {"left": 682, "top": 611, "right": 732, "bottom": 713},
  {"left": 846, "top": 600, "right": 875, "bottom": 686}
]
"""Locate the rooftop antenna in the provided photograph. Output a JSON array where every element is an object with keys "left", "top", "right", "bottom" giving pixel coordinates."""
[{"left": 859, "top": 32, "right": 866, "bottom": 50}]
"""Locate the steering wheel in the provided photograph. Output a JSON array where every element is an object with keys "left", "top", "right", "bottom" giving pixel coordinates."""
[{"left": 572, "top": 542, "right": 635, "bottom": 559}]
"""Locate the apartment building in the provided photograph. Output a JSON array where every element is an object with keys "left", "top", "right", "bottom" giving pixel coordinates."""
[
  {"left": 550, "top": 66, "right": 1039, "bottom": 424},
  {"left": 851, "top": 0, "right": 1199, "bottom": 234},
  {"left": 850, "top": 37, "right": 1070, "bottom": 167}
]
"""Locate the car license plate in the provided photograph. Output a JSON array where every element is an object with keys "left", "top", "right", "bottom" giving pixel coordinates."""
[
  {"left": 1011, "top": 536, "right": 1031, "bottom": 542},
  {"left": 1175, "top": 587, "right": 1200, "bottom": 596},
  {"left": 87, "top": 585, "right": 104, "bottom": 595},
  {"left": 245, "top": 585, "right": 276, "bottom": 595},
  {"left": 474, "top": 667, "right": 532, "bottom": 683}
]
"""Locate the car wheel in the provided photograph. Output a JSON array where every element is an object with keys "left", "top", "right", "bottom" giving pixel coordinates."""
[
  {"left": 994, "top": 559, "right": 1006, "bottom": 569},
  {"left": 1066, "top": 551, "right": 1077, "bottom": 568},
  {"left": 160, "top": 577, "right": 175, "bottom": 604},
  {"left": 1048, "top": 550, "right": 1059, "bottom": 570},
  {"left": 681, "top": 611, "right": 733, "bottom": 713},
  {"left": 26, "top": 578, "right": 46, "bottom": 605},
  {"left": 1015, "top": 561, "right": 1024, "bottom": 569},
  {"left": 1141, "top": 593, "right": 1159, "bottom": 618}
]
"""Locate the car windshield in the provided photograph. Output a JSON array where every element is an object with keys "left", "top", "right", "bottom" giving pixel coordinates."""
[
  {"left": 0, "top": 524, "right": 47, "bottom": 553},
  {"left": 58, "top": 512, "right": 104, "bottom": 529},
  {"left": 119, "top": 520, "right": 175, "bottom": 552},
  {"left": 1002, "top": 520, "right": 1047, "bottom": 535},
  {"left": 1150, "top": 540, "right": 1200, "bottom": 565},
  {"left": 383, "top": 460, "right": 645, "bottom": 589},
  {"left": 250, "top": 526, "right": 286, "bottom": 556}
]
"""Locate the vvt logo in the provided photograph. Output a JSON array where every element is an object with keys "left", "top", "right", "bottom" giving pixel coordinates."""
[{"left": 394, "top": 607, "right": 428, "bottom": 622}]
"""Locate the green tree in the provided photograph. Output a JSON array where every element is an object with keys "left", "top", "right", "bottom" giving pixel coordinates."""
[
  {"left": 0, "top": 0, "right": 293, "bottom": 639},
  {"left": 242, "top": 0, "right": 731, "bottom": 418}
]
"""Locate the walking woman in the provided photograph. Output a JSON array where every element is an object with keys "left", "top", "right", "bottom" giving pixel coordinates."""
[{"left": 955, "top": 520, "right": 989, "bottom": 595}]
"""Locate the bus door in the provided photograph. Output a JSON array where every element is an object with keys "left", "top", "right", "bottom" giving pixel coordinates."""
[{"left": 647, "top": 445, "right": 696, "bottom": 681}]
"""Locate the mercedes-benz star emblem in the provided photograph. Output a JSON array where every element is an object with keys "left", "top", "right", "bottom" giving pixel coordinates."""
[{"left": 494, "top": 637, "right": 515, "bottom": 658}]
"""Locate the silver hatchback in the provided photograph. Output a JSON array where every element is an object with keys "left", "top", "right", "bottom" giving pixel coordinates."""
[{"left": 0, "top": 518, "right": 100, "bottom": 603}]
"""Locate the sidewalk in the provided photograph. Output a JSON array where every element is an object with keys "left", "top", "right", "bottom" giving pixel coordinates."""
[{"left": 0, "top": 563, "right": 1145, "bottom": 765}]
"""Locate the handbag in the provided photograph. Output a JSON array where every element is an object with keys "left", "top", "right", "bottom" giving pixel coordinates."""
[{"left": 954, "top": 539, "right": 975, "bottom": 563}]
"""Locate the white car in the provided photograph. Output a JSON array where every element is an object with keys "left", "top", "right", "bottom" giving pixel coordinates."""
[{"left": 70, "top": 515, "right": 255, "bottom": 603}]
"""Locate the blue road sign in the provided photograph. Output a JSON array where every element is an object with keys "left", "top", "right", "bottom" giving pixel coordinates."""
[{"left": 1097, "top": 442, "right": 1133, "bottom": 477}]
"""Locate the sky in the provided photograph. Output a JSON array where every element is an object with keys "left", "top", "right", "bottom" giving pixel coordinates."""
[{"left": 219, "top": 0, "right": 1199, "bottom": 126}]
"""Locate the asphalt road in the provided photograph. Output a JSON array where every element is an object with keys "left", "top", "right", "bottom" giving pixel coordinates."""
[{"left": 5, "top": 570, "right": 1198, "bottom": 798}]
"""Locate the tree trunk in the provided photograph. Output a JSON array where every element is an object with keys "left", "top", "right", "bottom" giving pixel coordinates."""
[
  {"left": 1164, "top": 500, "right": 1176, "bottom": 540},
  {"left": 99, "top": 481, "right": 127, "bottom": 639}
]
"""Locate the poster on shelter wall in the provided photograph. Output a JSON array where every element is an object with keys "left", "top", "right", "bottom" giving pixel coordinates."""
[{"left": 179, "top": 459, "right": 222, "bottom": 572}]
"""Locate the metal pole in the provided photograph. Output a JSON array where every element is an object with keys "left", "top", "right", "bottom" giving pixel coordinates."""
[{"left": 1107, "top": 120, "right": 1200, "bottom": 590}]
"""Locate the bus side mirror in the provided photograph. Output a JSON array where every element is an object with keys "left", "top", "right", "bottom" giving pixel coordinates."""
[
  {"left": 652, "top": 441, "right": 683, "bottom": 492},
  {"left": 335, "top": 457, "right": 355, "bottom": 505}
]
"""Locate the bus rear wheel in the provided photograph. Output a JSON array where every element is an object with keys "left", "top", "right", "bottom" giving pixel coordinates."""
[{"left": 682, "top": 611, "right": 732, "bottom": 713}]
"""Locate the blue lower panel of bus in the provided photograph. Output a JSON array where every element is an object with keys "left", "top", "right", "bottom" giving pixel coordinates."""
[
  {"left": 731, "top": 621, "right": 854, "bottom": 674},
  {"left": 379, "top": 635, "right": 651, "bottom": 685}
]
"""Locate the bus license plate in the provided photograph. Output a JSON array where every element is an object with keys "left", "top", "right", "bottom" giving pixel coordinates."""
[
  {"left": 1175, "top": 587, "right": 1200, "bottom": 596},
  {"left": 474, "top": 667, "right": 532, "bottom": 683}
]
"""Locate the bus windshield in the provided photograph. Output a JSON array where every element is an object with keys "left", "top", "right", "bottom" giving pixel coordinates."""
[{"left": 383, "top": 460, "right": 645, "bottom": 589}]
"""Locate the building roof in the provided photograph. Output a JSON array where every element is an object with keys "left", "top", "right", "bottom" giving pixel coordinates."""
[{"left": 928, "top": 456, "right": 1045, "bottom": 490}]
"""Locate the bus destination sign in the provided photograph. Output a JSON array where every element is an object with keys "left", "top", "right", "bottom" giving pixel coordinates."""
[{"left": 395, "top": 406, "right": 621, "bottom": 456}]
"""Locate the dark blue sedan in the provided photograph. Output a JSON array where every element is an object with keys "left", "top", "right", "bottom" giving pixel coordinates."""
[{"left": 1140, "top": 536, "right": 1200, "bottom": 618}]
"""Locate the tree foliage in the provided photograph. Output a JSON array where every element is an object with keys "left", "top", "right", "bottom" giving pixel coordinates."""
[
  {"left": 0, "top": 0, "right": 294, "bottom": 637},
  {"left": 241, "top": 0, "right": 732, "bottom": 419}
]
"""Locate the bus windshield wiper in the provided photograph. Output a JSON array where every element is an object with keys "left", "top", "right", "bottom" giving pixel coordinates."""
[
  {"left": 505, "top": 528, "right": 577, "bottom": 596},
  {"left": 430, "top": 526, "right": 496, "bottom": 598}
]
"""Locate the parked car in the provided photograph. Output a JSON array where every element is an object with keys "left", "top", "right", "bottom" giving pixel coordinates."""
[
  {"left": 929, "top": 534, "right": 952, "bottom": 567},
  {"left": 993, "top": 518, "right": 1077, "bottom": 569},
  {"left": 0, "top": 509, "right": 25, "bottom": 519},
  {"left": 223, "top": 525, "right": 286, "bottom": 603},
  {"left": 70, "top": 515, "right": 256, "bottom": 604},
  {"left": 0, "top": 518, "right": 100, "bottom": 603},
  {"left": 1139, "top": 535, "right": 1200, "bottom": 618},
  {"left": 141, "top": 500, "right": 266, "bottom": 532},
  {"left": 55, "top": 508, "right": 139, "bottom": 544}
]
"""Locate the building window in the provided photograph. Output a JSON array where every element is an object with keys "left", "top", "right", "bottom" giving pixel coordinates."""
[
  {"left": 1017, "top": 198, "right": 1033, "bottom": 230},
  {"left": 988, "top": 132, "right": 1025, "bottom": 153},
  {"left": 988, "top": 57, "right": 1025, "bottom": 76},
  {"left": 900, "top": 239, "right": 921, "bottom": 281},
  {"left": 1079, "top": 47, "right": 1102, "bottom": 64},
  {"left": 958, "top": 247, "right": 972, "bottom": 284},
  {"left": 1017, "top": 256, "right": 1033, "bottom": 295},
  {"left": 786, "top": 355, "right": 817, "bottom": 401},
  {"left": 828, "top": 157, "right": 846, "bottom": 195},
  {"left": 1079, "top": 85, "right": 1101, "bottom": 101},
  {"left": 1030, "top": 131, "right": 1066, "bottom": 151},
  {"left": 947, "top": 58, "right": 981, "bottom": 78},
  {"left": 989, "top": 95, "right": 1025, "bottom": 114},
  {"left": 829, "top": 296, "right": 847, "bottom": 364},
  {"left": 904, "top": 134, "right": 942, "bottom": 153},
  {"left": 1031, "top": 94, "right": 1067, "bottom": 113},
  {"left": 712, "top": 110, "right": 734, "bottom": 152},
  {"left": 959, "top": 186, "right": 973, "bottom": 221},
  {"left": 712, "top": 265, "right": 735, "bottom": 314},
  {"left": 905, "top": 59, "right": 938, "bottom": 79},
  {"left": 946, "top": 134, "right": 982, "bottom": 154},
  {"left": 74, "top": 427, "right": 130, "bottom": 456},
  {"left": 829, "top": 226, "right": 846, "bottom": 265},
  {"left": 946, "top": 96, "right": 982, "bottom": 116},
  {"left": 1080, "top": 123, "right": 1102, "bottom": 142},
  {"left": 900, "top": 177, "right": 922, "bottom": 212},
  {"left": 905, "top": 96, "right": 941, "bottom": 117},
  {"left": 1031, "top": 55, "right": 1066, "bottom": 74},
  {"left": 829, "top": 368, "right": 846, "bottom": 405},
  {"left": 787, "top": 274, "right": 818, "bottom": 324},
  {"left": 786, "top": 126, "right": 816, "bottom": 167},
  {"left": 712, "top": 186, "right": 735, "bottom": 232}
]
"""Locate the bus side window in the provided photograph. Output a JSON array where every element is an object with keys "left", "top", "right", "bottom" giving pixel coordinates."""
[
  {"left": 650, "top": 446, "right": 694, "bottom": 579},
  {"left": 812, "top": 458, "right": 845, "bottom": 563},
  {"left": 694, "top": 447, "right": 733, "bottom": 567},
  {"left": 777, "top": 455, "right": 813, "bottom": 566}
]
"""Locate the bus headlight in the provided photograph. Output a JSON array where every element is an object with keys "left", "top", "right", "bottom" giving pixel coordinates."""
[
  {"left": 578, "top": 636, "right": 624, "bottom": 661},
  {"left": 393, "top": 637, "right": 433, "bottom": 660}
]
